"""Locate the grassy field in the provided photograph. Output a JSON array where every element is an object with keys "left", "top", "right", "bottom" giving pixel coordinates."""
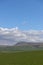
[{"left": 0, "top": 50, "right": 43, "bottom": 65}]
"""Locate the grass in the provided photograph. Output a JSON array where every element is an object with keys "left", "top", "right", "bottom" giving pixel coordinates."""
[{"left": 0, "top": 50, "right": 43, "bottom": 65}]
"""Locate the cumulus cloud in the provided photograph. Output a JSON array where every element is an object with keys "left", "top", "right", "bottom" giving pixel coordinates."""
[{"left": 0, "top": 27, "right": 43, "bottom": 45}]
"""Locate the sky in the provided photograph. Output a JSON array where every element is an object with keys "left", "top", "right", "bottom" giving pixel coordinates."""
[
  {"left": 0, "top": 27, "right": 43, "bottom": 45},
  {"left": 0, "top": 0, "right": 43, "bottom": 30},
  {"left": 0, "top": 0, "right": 43, "bottom": 45}
]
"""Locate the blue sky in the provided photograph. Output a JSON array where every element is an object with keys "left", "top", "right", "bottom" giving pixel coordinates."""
[{"left": 0, "top": 0, "right": 43, "bottom": 30}]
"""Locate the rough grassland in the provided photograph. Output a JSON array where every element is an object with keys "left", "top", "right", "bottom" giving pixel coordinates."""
[{"left": 0, "top": 51, "right": 43, "bottom": 65}]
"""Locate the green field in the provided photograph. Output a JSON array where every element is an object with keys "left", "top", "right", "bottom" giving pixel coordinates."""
[{"left": 0, "top": 50, "right": 43, "bottom": 65}]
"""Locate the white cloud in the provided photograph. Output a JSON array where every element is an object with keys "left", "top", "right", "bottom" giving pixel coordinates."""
[{"left": 0, "top": 27, "right": 43, "bottom": 45}]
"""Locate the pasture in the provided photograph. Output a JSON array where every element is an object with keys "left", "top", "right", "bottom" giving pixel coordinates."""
[{"left": 0, "top": 50, "right": 43, "bottom": 65}]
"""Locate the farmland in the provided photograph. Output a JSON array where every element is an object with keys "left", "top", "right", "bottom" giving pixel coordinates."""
[{"left": 0, "top": 50, "right": 43, "bottom": 65}]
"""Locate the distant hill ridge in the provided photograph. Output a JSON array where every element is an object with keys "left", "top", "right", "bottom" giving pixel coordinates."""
[{"left": 15, "top": 41, "right": 43, "bottom": 47}]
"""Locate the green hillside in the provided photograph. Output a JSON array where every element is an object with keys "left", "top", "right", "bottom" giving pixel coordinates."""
[{"left": 0, "top": 46, "right": 43, "bottom": 52}]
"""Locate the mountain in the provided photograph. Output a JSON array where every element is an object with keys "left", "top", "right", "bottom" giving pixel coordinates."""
[
  {"left": 15, "top": 41, "right": 43, "bottom": 47},
  {"left": 0, "top": 42, "right": 43, "bottom": 51}
]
